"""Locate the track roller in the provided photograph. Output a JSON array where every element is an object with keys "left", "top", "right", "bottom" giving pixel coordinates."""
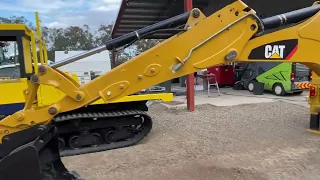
[{"left": 54, "top": 109, "right": 152, "bottom": 156}]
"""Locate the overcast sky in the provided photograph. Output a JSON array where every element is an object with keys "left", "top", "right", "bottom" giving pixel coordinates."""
[{"left": 0, "top": 0, "right": 122, "bottom": 28}]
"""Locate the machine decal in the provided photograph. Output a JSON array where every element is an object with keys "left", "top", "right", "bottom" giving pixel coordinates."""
[
  {"left": 265, "top": 71, "right": 286, "bottom": 81},
  {"left": 265, "top": 45, "right": 286, "bottom": 59},
  {"left": 285, "top": 45, "right": 298, "bottom": 60},
  {"left": 248, "top": 39, "right": 298, "bottom": 60},
  {"left": 295, "top": 82, "right": 310, "bottom": 89},
  {"left": 265, "top": 75, "right": 279, "bottom": 80}
]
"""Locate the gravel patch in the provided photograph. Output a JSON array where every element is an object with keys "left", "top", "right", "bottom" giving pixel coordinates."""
[{"left": 62, "top": 101, "right": 320, "bottom": 180}]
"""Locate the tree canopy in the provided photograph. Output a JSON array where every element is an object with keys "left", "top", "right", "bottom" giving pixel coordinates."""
[{"left": 0, "top": 15, "right": 161, "bottom": 66}]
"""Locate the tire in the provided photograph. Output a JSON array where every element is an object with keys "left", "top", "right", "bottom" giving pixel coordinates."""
[
  {"left": 247, "top": 80, "right": 257, "bottom": 92},
  {"left": 272, "top": 83, "right": 286, "bottom": 96}
]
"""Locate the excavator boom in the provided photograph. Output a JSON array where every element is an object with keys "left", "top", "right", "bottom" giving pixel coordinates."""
[{"left": 1, "top": 0, "right": 320, "bottom": 179}]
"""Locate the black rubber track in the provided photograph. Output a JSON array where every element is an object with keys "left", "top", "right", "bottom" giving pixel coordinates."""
[{"left": 53, "top": 109, "right": 152, "bottom": 157}]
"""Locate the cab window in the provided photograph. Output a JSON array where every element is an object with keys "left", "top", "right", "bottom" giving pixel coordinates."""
[
  {"left": 0, "top": 46, "right": 5, "bottom": 63},
  {"left": 0, "top": 66, "right": 20, "bottom": 80}
]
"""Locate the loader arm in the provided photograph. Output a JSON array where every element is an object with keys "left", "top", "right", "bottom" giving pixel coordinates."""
[
  {"left": 0, "top": 1, "right": 261, "bottom": 145},
  {"left": 3, "top": 0, "right": 320, "bottom": 148},
  {"left": 2, "top": 0, "right": 320, "bottom": 179}
]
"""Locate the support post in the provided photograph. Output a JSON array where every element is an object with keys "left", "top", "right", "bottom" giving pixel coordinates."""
[
  {"left": 111, "top": 48, "right": 116, "bottom": 69},
  {"left": 185, "top": 0, "right": 195, "bottom": 112}
]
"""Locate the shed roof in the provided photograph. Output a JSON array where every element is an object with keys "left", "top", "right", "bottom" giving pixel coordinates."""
[
  {"left": 111, "top": 0, "right": 210, "bottom": 39},
  {"left": 111, "top": 0, "right": 317, "bottom": 39}
]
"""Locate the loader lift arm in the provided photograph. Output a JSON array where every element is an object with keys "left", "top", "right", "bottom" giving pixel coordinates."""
[{"left": 2, "top": 0, "right": 320, "bottom": 179}]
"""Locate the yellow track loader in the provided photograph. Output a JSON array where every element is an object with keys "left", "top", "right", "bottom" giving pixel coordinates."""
[
  {"left": 1, "top": 0, "right": 320, "bottom": 179},
  {"left": 0, "top": 12, "right": 173, "bottom": 164}
]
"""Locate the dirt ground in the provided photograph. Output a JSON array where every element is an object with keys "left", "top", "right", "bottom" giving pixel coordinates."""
[{"left": 62, "top": 101, "right": 320, "bottom": 180}]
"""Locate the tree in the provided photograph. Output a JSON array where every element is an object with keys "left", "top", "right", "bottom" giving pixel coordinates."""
[
  {"left": 50, "top": 25, "right": 96, "bottom": 51},
  {"left": 0, "top": 16, "right": 34, "bottom": 30},
  {"left": 41, "top": 26, "right": 58, "bottom": 60},
  {"left": 0, "top": 15, "right": 163, "bottom": 66},
  {"left": 135, "top": 39, "right": 163, "bottom": 55},
  {"left": 40, "top": 25, "right": 99, "bottom": 61},
  {"left": 96, "top": 24, "right": 113, "bottom": 46}
]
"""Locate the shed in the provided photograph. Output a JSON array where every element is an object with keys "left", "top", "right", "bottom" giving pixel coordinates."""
[
  {"left": 110, "top": 0, "right": 317, "bottom": 111},
  {"left": 111, "top": 0, "right": 316, "bottom": 39}
]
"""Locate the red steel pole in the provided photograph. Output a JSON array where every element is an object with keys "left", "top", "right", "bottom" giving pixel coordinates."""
[{"left": 184, "top": 0, "right": 195, "bottom": 112}]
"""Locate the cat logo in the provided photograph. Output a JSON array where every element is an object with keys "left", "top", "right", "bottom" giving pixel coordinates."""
[
  {"left": 264, "top": 45, "right": 286, "bottom": 59},
  {"left": 248, "top": 39, "right": 298, "bottom": 60}
]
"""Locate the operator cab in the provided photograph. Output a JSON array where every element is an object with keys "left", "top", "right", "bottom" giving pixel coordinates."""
[
  {"left": 0, "top": 24, "right": 46, "bottom": 118},
  {"left": 0, "top": 24, "right": 39, "bottom": 81},
  {"left": 0, "top": 40, "right": 21, "bottom": 80}
]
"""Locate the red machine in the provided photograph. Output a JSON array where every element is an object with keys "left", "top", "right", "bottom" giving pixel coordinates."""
[{"left": 207, "top": 65, "right": 234, "bottom": 86}]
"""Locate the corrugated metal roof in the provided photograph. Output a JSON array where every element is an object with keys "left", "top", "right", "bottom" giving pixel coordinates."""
[
  {"left": 111, "top": 0, "right": 317, "bottom": 39},
  {"left": 111, "top": 0, "right": 210, "bottom": 38}
]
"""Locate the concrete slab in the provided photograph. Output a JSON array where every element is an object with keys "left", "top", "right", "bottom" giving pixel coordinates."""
[{"left": 161, "top": 87, "right": 310, "bottom": 109}]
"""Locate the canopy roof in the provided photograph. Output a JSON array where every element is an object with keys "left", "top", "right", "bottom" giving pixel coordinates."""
[
  {"left": 111, "top": 0, "right": 210, "bottom": 38},
  {"left": 111, "top": 0, "right": 317, "bottom": 39}
]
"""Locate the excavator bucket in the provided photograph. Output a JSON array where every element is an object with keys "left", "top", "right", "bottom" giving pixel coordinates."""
[
  {"left": 0, "top": 124, "right": 83, "bottom": 180},
  {"left": 0, "top": 145, "right": 42, "bottom": 180}
]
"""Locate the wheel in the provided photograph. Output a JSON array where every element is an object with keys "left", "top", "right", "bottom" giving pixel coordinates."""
[
  {"left": 273, "top": 83, "right": 286, "bottom": 96},
  {"left": 91, "top": 133, "right": 102, "bottom": 147},
  {"left": 247, "top": 80, "right": 257, "bottom": 92},
  {"left": 68, "top": 135, "right": 81, "bottom": 149},
  {"left": 104, "top": 130, "right": 116, "bottom": 143}
]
